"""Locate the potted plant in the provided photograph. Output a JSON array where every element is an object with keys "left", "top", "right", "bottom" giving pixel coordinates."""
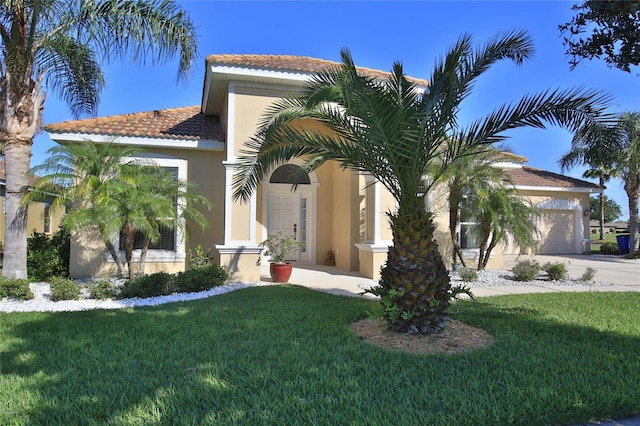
[{"left": 261, "top": 231, "right": 305, "bottom": 283}]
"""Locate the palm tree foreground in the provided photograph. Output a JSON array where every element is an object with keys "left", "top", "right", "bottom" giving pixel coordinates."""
[{"left": 233, "top": 31, "right": 612, "bottom": 334}]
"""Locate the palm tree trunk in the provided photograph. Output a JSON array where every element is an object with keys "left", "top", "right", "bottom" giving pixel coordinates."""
[
  {"left": 138, "top": 238, "right": 151, "bottom": 275},
  {"left": 627, "top": 192, "right": 639, "bottom": 254},
  {"left": 2, "top": 140, "right": 31, "bottom": 278},
  {"left": 121, "top": 222, "right": 136, "bottom": 280},
  {"left": 104, "top": 239, "right": 125, "bottom": 278},
  {"left": 379, "top": 207, "right": 451, "bottom": 334},
  {"left": 599, "top": 177, "right": 605, "bottom": 240}
]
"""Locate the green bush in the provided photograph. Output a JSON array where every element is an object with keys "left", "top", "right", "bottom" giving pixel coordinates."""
[
  {"left": 512, "top": 260, "right": 541, "bottom": 282},
  {"left": 188, "top": 245, "right": 213, "bottom": 270},
  {"left": 117, "top": 272, "right": 175, "bottom": 299},
  {"left": 581, "top": 267, "right": 597, "bottom": 281},
  {"left": 174, "top": 265, "right": 229, "bottom": 293},
  {"left": 0, "top": 277, "right": 34, "bottom": 301},
  {"left": 27, "top": 227, "right": 70, "bottom": 280},
  {"left": 599, "top": 242, "right": 620, "bottom": 255},
  {"left": 542, "top": 262, "right": 568, "bottom": 281},
  {"left": 49, "top": 276, "right": 81, "bottom": 301},
  {"left": 89, "top": 280, "right": 117, "bottom": 300},
  {"left": 458, "top": 267, "right": 479, "bottom": 282}
]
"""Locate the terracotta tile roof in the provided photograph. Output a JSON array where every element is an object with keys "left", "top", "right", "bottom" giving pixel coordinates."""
[
  {"left": 505, "top": 166, "right": 600, "bottom": 189},
  {"left": 45, "top": 106, "right": 224, "bottom": 142},
  {"left": 206, "top": 54, "right": 429, "bottom": 86}
]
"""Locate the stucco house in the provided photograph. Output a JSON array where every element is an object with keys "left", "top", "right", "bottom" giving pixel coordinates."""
[{"left": 44, "top": 54, "right": 602, "bottom": 280}]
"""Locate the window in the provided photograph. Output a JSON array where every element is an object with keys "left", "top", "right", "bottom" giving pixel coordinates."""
[
  {"left": 269, "top": 164, "right": 310, "bottom": 185},
  {"left": 110, "top": 156, "right": 188, "bottom": 262},
  {"left": 459, "top": 194, "right": 480, "bottom": 250},
  {"left": 44, "top": 203, "right": 51, "bottom": 234}
]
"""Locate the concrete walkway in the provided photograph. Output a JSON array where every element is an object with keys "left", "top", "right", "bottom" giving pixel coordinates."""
[{"left": 266, "top": 254, "right": 639, "bottom": 298}]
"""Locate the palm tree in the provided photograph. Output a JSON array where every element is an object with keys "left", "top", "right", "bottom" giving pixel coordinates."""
[
  {"left": 473, "top": 186, "right": 540, "bottom": 270},
  {"left": 112, "top": 162, "right": 210, "bottom": 279},
  {"left": 561, "top": 111, "right": 640, "bottom": 254},
  {"left": 560, "top": 136, "right": 617, "bottom": 241},
  {"left": 440, "top": 148, "right": 507, "bottom": 268},
  {"left": 27, "top": 141, "right": 210, "bottom": 279},
  {"left": 233, "top": 31, "right": 612, "bottom": 334},
  {"left": 0, "top": 0, "right": 198, "bottom": 278},
  {"left": 583, "top": 166, "right": 616, "bottom": 240}
]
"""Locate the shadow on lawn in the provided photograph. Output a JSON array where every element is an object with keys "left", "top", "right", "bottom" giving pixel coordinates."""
[{"left": 1, "top": 287, "right": 639, "bottom": 425}]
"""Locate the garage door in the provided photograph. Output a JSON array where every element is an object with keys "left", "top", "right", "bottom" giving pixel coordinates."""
[{"left": 538, "top": 210, "right": 574, "bottom": 254}]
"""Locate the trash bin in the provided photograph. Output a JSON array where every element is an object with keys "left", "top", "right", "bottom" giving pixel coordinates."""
[{"left": 616, "top": 235, "right": 631, "bottom": 254}]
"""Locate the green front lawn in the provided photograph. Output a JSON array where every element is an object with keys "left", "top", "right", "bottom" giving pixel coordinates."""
[{"left": 1, "top": 286, "right": 639, "bottom": 425}]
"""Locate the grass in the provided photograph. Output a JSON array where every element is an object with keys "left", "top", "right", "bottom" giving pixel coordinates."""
[
  {"left": 1, "top": 286, "right": 639, "bottom": 425},
  {"left": 588, "top": 232, "right": 626, "bottom": 254}
]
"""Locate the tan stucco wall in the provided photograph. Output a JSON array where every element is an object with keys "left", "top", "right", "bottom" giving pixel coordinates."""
[
  {"left": 220, "top": 250, "right": 261, "bottom": 282},
  {"left": 0, "top": 198, "right": 65, "bottom": 246},
  {"left": 330, "top": 163, "right": 361, "bottom": 271}
]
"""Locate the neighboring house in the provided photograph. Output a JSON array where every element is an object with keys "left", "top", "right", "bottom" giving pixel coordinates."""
[
  {"left": 589, "top": 220, "right": 629, "bottom": 235},
  {"left": 45, "top": 54, "right": 602, "bottom": 280},
  {"left": 0, "top": 160, "right": 65, "bottom": 249}
]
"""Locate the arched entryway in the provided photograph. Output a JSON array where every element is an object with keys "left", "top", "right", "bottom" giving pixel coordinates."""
[{"left": 262, "top": 163, "right": 318, "bottom": 264}]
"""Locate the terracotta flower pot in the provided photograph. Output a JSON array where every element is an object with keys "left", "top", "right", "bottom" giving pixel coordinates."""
[{"left": 270, "top": 263, "right": 293, "bottom": 283}]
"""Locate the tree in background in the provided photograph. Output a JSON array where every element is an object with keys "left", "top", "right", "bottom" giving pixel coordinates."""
[
  {"left": 590, "top": 195, "right": 622, "bottom": 224},
  {"left": 584, "top": 165, "right": 616, "bottom": 240},
  {"left": 0, "top": 0, "right": 198, "bottom": 278},
  {"left": 559, "top": 1, "right": 640, "bottom": 72},
  {"left": 562, "top": 111, "right": 640, "bottom": 254},
  {"left": 233, "top": 31, "right": 612, "bottom": 334}
]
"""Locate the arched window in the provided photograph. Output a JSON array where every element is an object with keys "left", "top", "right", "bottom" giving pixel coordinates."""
[{"left": 269, "top": 164, "right": 310, "bottom": 185}]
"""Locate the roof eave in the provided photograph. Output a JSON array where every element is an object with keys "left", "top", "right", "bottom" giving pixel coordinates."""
[{"left": 47, "top": 132, "right": 225, "bottom": 152}]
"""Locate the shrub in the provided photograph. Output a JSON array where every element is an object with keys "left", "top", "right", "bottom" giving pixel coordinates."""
[
  {"left": 512, "top": 260, "right": 540, "bottom": 282},
  {"left": 0, "top": 278, "right": 34, "bottom": 301},
  {"left": 542, "top": 262, "right": 568, "bottom": 281},
  {"left": 581, "top": 267, "right": 597, "bottom": 281},
  {"left": 117, "top": 272, "right": 175, "bottom": 299},
  {"left": 174, "top": 265, "right": 228, "bottom": 293},
  {"left": 599, "top": 242, "right": 620, "bottom": 255},
  {"left": 458, "top": 267, "right": 479, "bottom": 282},
  {"left": 89, "top": 280, "right": 117, "bottom": 300},
  {"left": 49, "top": 276, "right": 81, "bottom": 301},
  {"left": 188, "top": 245, "right": 213, "bottom": 270},
  {"left": 27, "top": 227, "right": 70, "bottom": 280}
]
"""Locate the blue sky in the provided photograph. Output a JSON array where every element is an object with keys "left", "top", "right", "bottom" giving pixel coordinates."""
[{"left": 34, "top": 0, "right": 639, "bottom": 219}]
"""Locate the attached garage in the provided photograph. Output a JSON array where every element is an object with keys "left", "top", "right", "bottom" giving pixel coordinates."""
[{"left": 538, "top": 210, "right": 575, "bottom": 254}]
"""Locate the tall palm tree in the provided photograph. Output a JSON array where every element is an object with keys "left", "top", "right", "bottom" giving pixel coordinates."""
[
  {"left": 561, "top": 111, "right": 640, "bottom": 254},
  {"left": 0, "top": 0, "right": 198, "bottom": 278},
  {"left": 583, "top": 166, "right": 616, "bottom": 240},
  {"left": 233, "top": 31, "right": 612, "bottom": 334},
  {"left": 27, "top": 141, "right": 210, "bottom": 279},
  {"left": 560, "top": 137, "right": 617, "bottom": 241}
]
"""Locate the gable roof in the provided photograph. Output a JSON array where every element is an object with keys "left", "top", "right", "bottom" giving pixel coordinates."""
[
  {"left": 505, "top": 166, "right": 601, "bottom": 190},
  {"left": 205, "top": 54, "right": 429, "bottom": 86},
  {"left": 45, "top": 106, "right": 224, "bottom": 143}
]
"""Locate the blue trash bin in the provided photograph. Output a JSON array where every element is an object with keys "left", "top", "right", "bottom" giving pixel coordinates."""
[{"left": 616, "top": 235, "right": 631, "bottom": 254}]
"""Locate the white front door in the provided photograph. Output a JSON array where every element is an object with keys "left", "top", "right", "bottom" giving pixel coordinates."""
[{"left": 267, "top": 191, "right": 310, "bottom": 262}]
